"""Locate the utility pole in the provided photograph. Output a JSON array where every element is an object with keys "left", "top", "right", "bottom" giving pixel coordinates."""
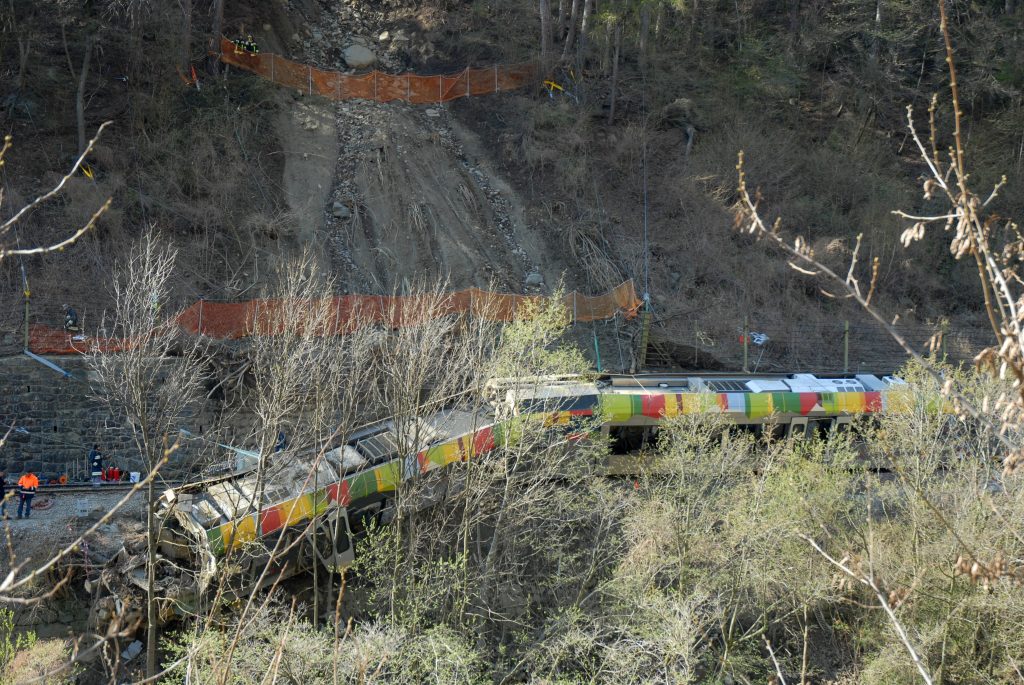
[{"left": 21, "top": 263, "right": 29, "bottom": 351}]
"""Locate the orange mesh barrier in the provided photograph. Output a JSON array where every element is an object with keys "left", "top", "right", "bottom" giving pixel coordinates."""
[
  {"left": 217, "top": 37, "right": 537, "bottom": 103},
  {"left": 28, "top": 324, "right": 135, "bottom": 355},
  {"left": 30, "top": 281, "right": 642, "bottom": 355}
]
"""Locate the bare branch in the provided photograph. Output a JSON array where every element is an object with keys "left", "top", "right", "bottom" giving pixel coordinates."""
[
  {"left": 0, "top": 121, "right": 112, "bottom": 236},
  {"left": 798, "top": 534, "right": 934, "bottom": 685}
]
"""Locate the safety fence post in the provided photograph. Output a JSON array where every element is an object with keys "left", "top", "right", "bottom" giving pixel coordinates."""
[
  {"left": 308, "top": 65, "right": 313, "bottom": 96},
  {"left": 742, "top": 315, "right": 749, "bottom": 372},
  {"left": 466, "top": 68, "right": 470, "bottom": 98},
  {"left": 494, "top": 64, "right": 499, "bottom": 93},
  {"left": 270, "top": 53, "right": 275, "bottom": 83},
  {"left": 572, "top": 292, "right": 577, "bottom": 324},
  {"left": 843, "top": 320, "right": 849, "bottom": 373},
  {"left": 198, "top": 298, "right": 204, "bottom": 337},
  {"left": 406, "top": 74, "right": 411, "bottom": 102},
  {"left": 373, "top": 71, "right": 378, "bottom": 101},
  {"left": 438, "top": 76, "right": 442, "bottom": 103}
]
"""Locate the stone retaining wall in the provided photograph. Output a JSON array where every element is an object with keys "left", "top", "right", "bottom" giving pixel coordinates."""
[{"left": 0, "top": 355, "right": 244, "bottom": 482}]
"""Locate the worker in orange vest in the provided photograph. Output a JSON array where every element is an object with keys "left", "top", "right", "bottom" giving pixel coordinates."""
[{"left": 17, "top": 471, "right": 39, "bottom": 519}]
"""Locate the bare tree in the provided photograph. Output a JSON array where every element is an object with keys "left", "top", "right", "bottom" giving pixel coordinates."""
[
  {"left": 242, "top": 254, "right": 354, "bottom": 532},
  {"left": 5, "top": 0, "right": 31, "bottom": 98},
  {"left": 90, "top": 231, "right": 209, "bottom": 679},
  {"left": 180, "top": 0, "right": 192, "bottom": 72},
  {"left": 61, "top": 24, "right": 93, "bottom": 156},
  {"left": 607, "top": 17, "right": 623, "bottom": 124},
  {"left": 579, "top": 0, "right": 594, "bottom": 56},
  {"left": 732, "top": 0, "right": 1024, "bottom": 472},
  {"left": 540, "top": 0, "right": 554, "bottom": 71},
  {"left": 209, "top": 0, "right": 225, "bottom": 74},
  {"left": 561, "top": 0, "right": 582, "bottom": 61},
  {"left": 638, "top": 1, "right": 651, "bottom": 68}
]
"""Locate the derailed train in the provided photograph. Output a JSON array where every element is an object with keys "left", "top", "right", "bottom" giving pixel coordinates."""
[{"left": 91, "top": 371, "right": 923, "bottom": 625}]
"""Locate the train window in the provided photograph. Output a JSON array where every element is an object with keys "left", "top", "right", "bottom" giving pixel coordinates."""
[
  {"left": 789, "top": 422, "right": 807, "bottom": 438},
  {"left": 335, "top": 526, "right": 351, "bottom": 554},
  {"left": 609, "top": 426, "right": 658, "bottom": 454},
  {"left": 808, "top": 419, "right": 834, "bottom": 439},
  {"left": 518, "top": 394, "right": 599, "bottom": 415}
]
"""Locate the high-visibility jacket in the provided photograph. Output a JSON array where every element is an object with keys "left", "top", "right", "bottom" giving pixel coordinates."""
[{"left": 17, "top": 474, "right": 38, "bottom": 495}]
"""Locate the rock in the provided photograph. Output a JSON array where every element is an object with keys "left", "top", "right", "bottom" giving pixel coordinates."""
[
  {"left": 660, "top": 97, "right": 701, "bottom": 131},
  {"left": 262, "top": 23, "right": 272, "bottom": 32},
  {"left": 378, "top": 31, "right": 390, "bottom": 42},
  {"left": 332, "top": 202, "right": 352, "bottom": 220},
  {"left": 342, "top": 44, "right": 377, "bottom": 69},
  {"left": 424, "top": 108, "right": 441, "bottom": 118},
  {"left": 122, "top": 640, "right": 143, "bottom": 662},
  {"left": 525, "top": 272, "right": 544, "bottom": 287}
]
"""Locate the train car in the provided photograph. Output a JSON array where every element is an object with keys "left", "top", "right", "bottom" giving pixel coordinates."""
[{"left": 90, "top": 372, "right": 916, "bottom": 627}]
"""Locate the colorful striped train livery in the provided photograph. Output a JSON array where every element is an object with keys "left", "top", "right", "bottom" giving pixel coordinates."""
[{"left": 149, "top": 372, "right": 919, "bottom": 613}]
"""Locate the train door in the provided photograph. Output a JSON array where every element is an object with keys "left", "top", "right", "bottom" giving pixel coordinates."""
[
  {"left": 309, "top": 509, "right": 355, "bottom": 572},
  {"left": 788, "top": 417, "right": 808, "bottom": 439},
  {"left": 834, "top": 417, "right": 852, "bottom": 434}
]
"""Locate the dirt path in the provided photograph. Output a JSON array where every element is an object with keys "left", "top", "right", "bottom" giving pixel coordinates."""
[{"left": 0, "top": 487, "right": 145, "bottom": 579}]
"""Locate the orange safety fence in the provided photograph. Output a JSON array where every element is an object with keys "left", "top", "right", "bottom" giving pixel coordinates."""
[
  {"left": 29, "top": 281, "right": 642, "bottom": 355},
  {"left": 217, "top": 37, "right": 537, "bottom": 103}
]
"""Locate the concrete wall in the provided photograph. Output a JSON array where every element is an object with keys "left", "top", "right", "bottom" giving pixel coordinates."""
[{"left": 0, "top": 355, "right": 236, "bottom": 482}]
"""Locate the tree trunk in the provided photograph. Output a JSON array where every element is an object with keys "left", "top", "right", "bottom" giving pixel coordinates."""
[
  {"left": 7, "top": 0, "right": 30, "bottom": 95},
  {"left": 602, "top": 21, "right": 612, "bottom": 74},
  {"left": 870, "top": 0, "right": 881, "bottom": 67},
  {"left": 787, "top": 0, "right": 801, "bottom": 55},
  {"left": 145, "top": 465, "right": 158, "bottom": 678},
  {"left": 181, "top": 0, "right": 192, "bottom": 72},
  {"left": 580, "top": 0, "right": 594, "bottom": 56},
  {"left": 557, "top": 0, "right": 567, "bottom": 37},
  {"left": 1007, "top": 0, "right": 1016, "bottom": 14},
  {"left": 209, "top": 0, "right": 225, "bottom": 74},
  {"left": 607, "top": 20, "right": 622, "bottom": 125},
  {"left": 638, "top": 2, "right": 651, "bottom": 69},
  {"left": 561, "top": 0, "right": 582, "bottom": 61},
  {"left": 540, "top": 0, "right": 553, "bottom": 71},
  {"left": 75, "top": 36, "right": 93, "bottom": 156}
]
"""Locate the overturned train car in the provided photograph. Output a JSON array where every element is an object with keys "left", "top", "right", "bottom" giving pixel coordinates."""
[{"left": 90, "top": 372, "right": 921, "bottom": 625}]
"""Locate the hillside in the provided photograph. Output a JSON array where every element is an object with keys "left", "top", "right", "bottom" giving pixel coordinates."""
[
  {"left": 2, "top": 0, "right": 1019, "bottom": 369},
  {"left": 3, "top": 2, "right": 1024, "bottom": 684}
]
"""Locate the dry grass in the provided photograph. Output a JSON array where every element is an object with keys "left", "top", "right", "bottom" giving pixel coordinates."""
[{"left": 7, "top": 639, "right": 76, "bottom": 684}]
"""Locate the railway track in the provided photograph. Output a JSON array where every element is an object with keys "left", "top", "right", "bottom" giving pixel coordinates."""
[{"left": 37, "top": 482, "right": 179, "bottom": 495}]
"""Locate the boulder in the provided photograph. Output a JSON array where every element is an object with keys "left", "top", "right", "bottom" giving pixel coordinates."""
[
  {"left": 525, "top": 272, "right": 544, "bottom": 287},
  {"left": 332, "top": 202, "right": 352, "bottom": 220},
  {"left": 343, "top": 44, "right": 377, "bottom": 69}
]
